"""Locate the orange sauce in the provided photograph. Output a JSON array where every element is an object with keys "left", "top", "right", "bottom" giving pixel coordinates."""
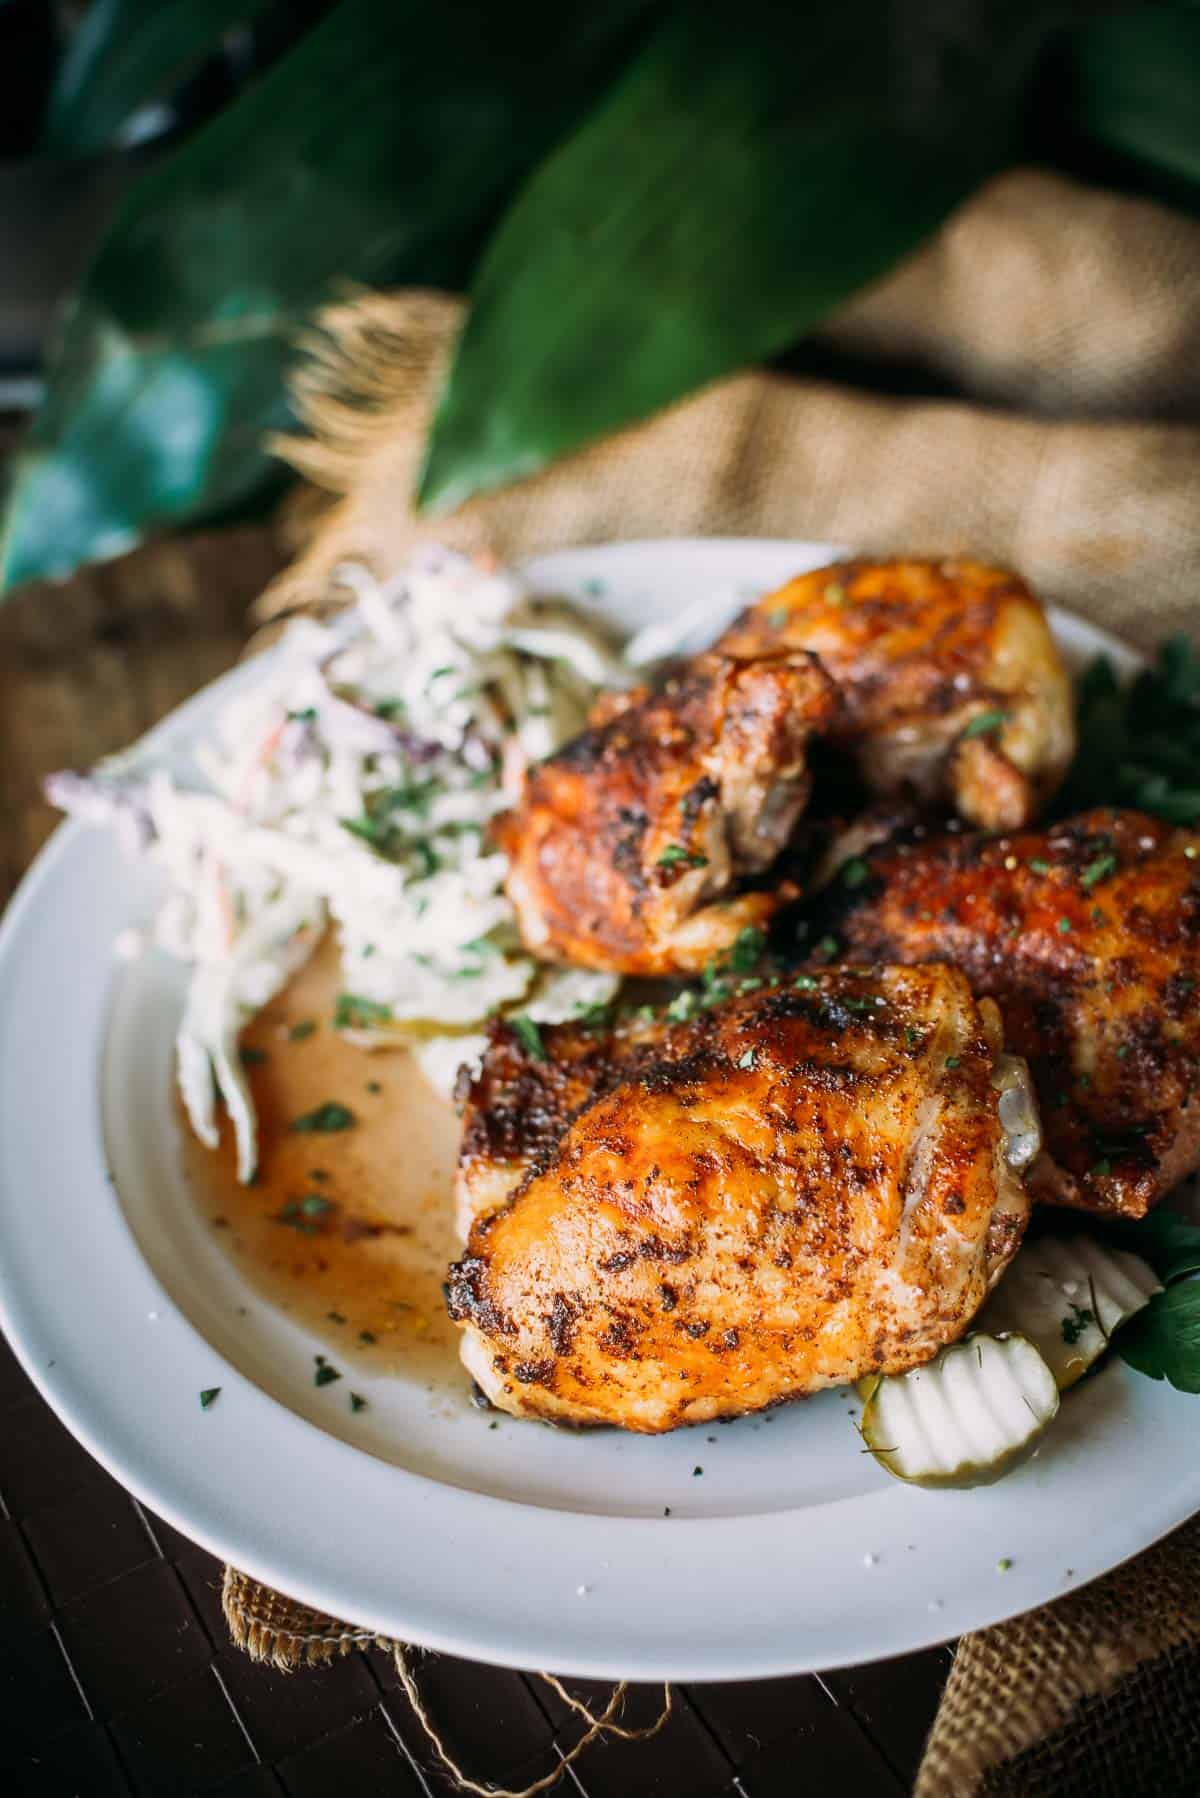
[{"left": 180, "top": 938, "right": 465, "bottom": 1381}]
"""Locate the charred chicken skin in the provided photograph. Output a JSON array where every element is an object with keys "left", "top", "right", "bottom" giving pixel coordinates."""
[
  {"left": 494, "top": 650, "right": 838, "bottom": 974},
  {"left": 833, "top": 808, "right": 1200, "bottom": 1218},
  {"left": 717, "top": 557, "right": 1075, "bottom": 831},
  {"left": 446, "top": 966, "right": 1035, "bottom": 1431}
]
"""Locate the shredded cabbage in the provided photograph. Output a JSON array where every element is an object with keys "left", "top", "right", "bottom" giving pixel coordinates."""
[{"left": 48, "top": 549, "right": 628, "bottom": 1180}]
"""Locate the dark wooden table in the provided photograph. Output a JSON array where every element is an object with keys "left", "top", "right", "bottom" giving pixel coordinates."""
[{"left": 0, "top": 532, "right": 949, "bottom": 1798}]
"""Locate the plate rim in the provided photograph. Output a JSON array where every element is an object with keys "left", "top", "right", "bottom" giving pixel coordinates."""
[{"left": 0, "top": 536, "right": 1188, "bottom": 1683}]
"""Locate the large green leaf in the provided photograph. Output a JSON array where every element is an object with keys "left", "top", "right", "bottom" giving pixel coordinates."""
[
  {"left": 1065, "top": 4, "right": 1200, "bottom": 205},
  {"left": 417, "top": 1, "right": 1063, "bottom": 513},
  {"left": 42, "top": 0, "right": 277, "bottom": 156},
  {"left": 1, "top": 0, "right": 660, "bottom": 592}
]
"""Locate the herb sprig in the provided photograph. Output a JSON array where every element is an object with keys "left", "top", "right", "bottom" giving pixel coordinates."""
[
  {"left": 1057, "top": 637, "right": 1200, "bottom": 825},
  {"left": 1100, "top": 1210, "right": 1200, "bottom": 1392}
]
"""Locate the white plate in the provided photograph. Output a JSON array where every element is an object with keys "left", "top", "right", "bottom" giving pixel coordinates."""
[{"left": 0, "top": 537, "right": 1193, "bottom": 1685}]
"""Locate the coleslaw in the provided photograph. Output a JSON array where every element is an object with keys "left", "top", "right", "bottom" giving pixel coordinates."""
[{"left": 47, "top": 549, "right": 632, "bottom": 1181}]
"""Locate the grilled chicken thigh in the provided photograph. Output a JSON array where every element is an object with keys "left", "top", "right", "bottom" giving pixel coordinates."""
[
  {"left": 494, "top": 650, "right": 838, "bottom": 974},
  {"left": 453, "top": 1008, "right": 664, "bottom": 1242},
  {"left": 833, "top": 808, "right": 1200, "bottom": 1217},
  {"left": 447, "top": 966, "right": 1036, "bottom": 1431},
  {"left": 718, "top": 558, "right": 1075, "bottom": 830}
]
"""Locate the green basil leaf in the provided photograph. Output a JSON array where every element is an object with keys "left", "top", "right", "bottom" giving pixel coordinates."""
[
  {"left": 1102, "top": 1207, "right": 1200, "bottom": 1286},
  {"left": 1117, "top": 1279, "right": 1200, "bottom": 1393},
  {"left": 1, "top": 0, "right": 660, "bottom": 593},
  {"left": 418, "top": 2, "right": 1059, "bottom": 513},
  {"left": 1055, "top": 640, "right": 1200, "bottom": 825},
  {"left": 42, "top": 0, "right": 276, "bottom": 156}
]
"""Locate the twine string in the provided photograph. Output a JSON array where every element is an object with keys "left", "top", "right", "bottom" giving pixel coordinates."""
[
  {"left": 537, "top": 1671, "right": 674, "bottom": 1743},
  {"left": 391, "top": 1646, "right": 673, "bottom": 1798}
]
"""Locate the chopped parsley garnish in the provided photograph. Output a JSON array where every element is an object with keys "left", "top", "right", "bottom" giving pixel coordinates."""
[
  {"left": 290, "top": 1101, "right": 356, "bottom": 1134},
  {"left": 944, "top": 1055, "right": 961, "bottom": 1069},
  {"left": 239, "top": 1046, "right": 267, "bottom": 1067},
  {"left": 373, "top": 698, "right": 406, "bottom": 720},
  {"left": 728, "top": 926, "right": 767, "bottom": 973},
  {"left": 1057, "top": 917, "right": 1072, "bottom": 933},
  {"left": 1091, "top": 1158, "right": 1112, "bottom": 1178},
  {"left": 199, "top": 1387, "right": 221, "bottom": 1409},
  {"left": 657, "top": 843, "right": 708, "bottom": 869},
  {"left": 334, "top": 993, "right": 393, "bottom": 1030},
  {"left": 340, "top": 815, "right": 388, "bottom": 851},
  {"left": 410, "top": 840, "right": 440, "bottom": 881},
  {"left": 1061, "top": 1304, "right": 1095, "bottom": 1345},
  {"left": 814, "top": 935, "right": 839, "bottom": 961},
  {"left": 692, "top": 1465, "right": 704, "bottom": 1476},
  {"left": 510, "top": 1015, "right": 548, "bottom": 1060},
  {"left": 767, "top": 606, "right": 789, "bottom": 629},
  {"left": 287, "top": 707, "right": 317, "bottom": 723},
  {"left": 289, "top": 1020, "right": 317, "bottom": 1042},
  {"left": 666, "top": 988, "right": 702, "bottom": 1023},
  {"left": 366, "top": 1080, "right": 382, "bottom": 1094},
  {"left": 737, "top": 1047, "right": 757, "bottom": 1069},
  {"left": 905, "top": 1025, "right": 922, "bottom": 1047},
  {"left": 1029, "top": 858, "right": 1052, "bottom": 875},
  {"left": 314, "top": 1362, "right": 342, "bottom": 1388},
  {"left": 1081, "top": 853, "right": 1118, "bottom": 890},
  {"left": 961, "top": 708, "right": 1007, "bottom": 740},
  {"left": 996, "top": 1556, "right": 1013, "bottom": 1573},
  {"left": 339, "top": 780, "right": 437, "bottom": 862},
  {"left": 794, "top": 973, "right": 819, "bottom": 991},
  {"left": 274, "top": 1194, "right": 336, "bottom": 1233},
  {"left": 349, "top": 1392, "right": 368, "bottom": 1413},
  {"left": 841, "top": 858, "right": 870, "bottom": 889}
]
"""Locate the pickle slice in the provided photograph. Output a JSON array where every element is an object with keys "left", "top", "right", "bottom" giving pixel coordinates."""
[
  {"left": 860, "top": 1333, "right": 1059, "bottom": 1489},
  {"left": 978, "top": 1234, "right": 1161, "bottom": 1390}
]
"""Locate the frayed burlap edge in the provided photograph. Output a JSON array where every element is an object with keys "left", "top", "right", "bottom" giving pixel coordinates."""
[
  {"left": 916, "top": 1511, "right": 1200, "bottom": 1798},
  {"left": 222, "top": 1564, "right": 386, "bottom": 1669},
  {"left": 222, "top": 1566, "right": 672, "bottom": 1797}
]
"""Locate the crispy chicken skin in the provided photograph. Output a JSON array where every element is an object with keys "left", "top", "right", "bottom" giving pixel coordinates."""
[
  {"left": 447, "top": 967, "right": 1033, "bottom": 1431},
  {"left": 493, "top": 651, "right": 839, "bottom": 975},
  {"left": 717, "top": 557, "right": 1075, "bottom": 830},
  {"left": 834, "top": 808, "right": 1200, "bottom": 1218},
  {"left": 453, "top": 1011, "right": 663, "bottom": 1242}
]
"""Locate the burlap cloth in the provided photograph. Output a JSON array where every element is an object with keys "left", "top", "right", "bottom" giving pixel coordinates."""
[{"left": 223, "top": 166, "right": 1200, "bottom": 1793}]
